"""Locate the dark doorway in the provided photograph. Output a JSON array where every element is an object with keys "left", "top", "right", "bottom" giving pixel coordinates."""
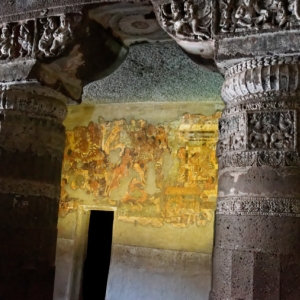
[{"left": 81, "top": 210, "right": 114, "bottom": 300}]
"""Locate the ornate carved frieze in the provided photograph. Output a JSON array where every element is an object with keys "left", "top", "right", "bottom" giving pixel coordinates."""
[
  {"left": 38, "top": 15, "right": 76, "bottom": 58},
  {"left": 219, "top": 150, "right": 300, "bottom": 168},
  {"left": 222, "top": 56, "right": 300, "bottom": 104},
  {"left": 0, "top": 14, "right": 80, "bottom": 62},
  {"left": 217, "top": 110, "right": 296, "bottom": 156},
  {"left": 248, "top": 111, "right": 296, "bottom": 150},
  {"left": 158, "top": 0, "right": 212, "bottom": 40},
  {"left": 217, "top": 196, "right": 300, "bottom": 217},
  {"left": 224, "top": 55, "right": 300, "bottom": 78},
  {"left": 221, "top": 99, "right": 298, "bottom": 117},
  {"left": 217, "top": 0, "right": 300, "bottom": 34}
]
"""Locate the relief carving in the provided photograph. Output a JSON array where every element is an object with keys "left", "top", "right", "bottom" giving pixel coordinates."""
[
  {"left": 222, "top": 100, "right": 297, "bottom": 117},
  {"left": 248, "top": 111, "right": 295, "bottom": 150},
  {"left": 217, "top": 109, "right": 297, "bottom": 161},
  {"left": 0, "top": 24, "right": 14, "bottom": 59},
  {"left": 159, "top": 0, "right": 211, "bottom": 40},
  {"left": 217, "top": 197, "right": 300, "bottom": 217},
  {"left": 218, "top": 0, "right": 300, "bottom": 33},
  {"left": 217, "top": 113, "right": 247, "bottom": 155},
  {"left": 18, "top": 23, "right": 33, "bottom": 57},
  {"left": 0, "top": 14, "right": 77, "bottom": 61},
  {"left": 219, "top": 150, "right": 300, "bottom": 169},
  {"left": 38, "top": 15, "right": 74, "bottom": 57}
]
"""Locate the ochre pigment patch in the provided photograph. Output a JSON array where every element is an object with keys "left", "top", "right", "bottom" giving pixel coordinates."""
[{"left": 60, "top": 112, "right": 220, "bottom": 229}]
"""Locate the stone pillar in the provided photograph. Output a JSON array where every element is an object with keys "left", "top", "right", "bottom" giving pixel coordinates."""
[
  {"left": 0, "top": 83, "right": 67, "bottom": 300},
  {"left": 210, "top": 56, "right": 300, "bottom": 299}
]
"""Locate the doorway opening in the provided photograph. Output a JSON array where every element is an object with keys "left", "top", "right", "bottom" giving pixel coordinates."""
[{"left": 81, "top": 210, "right": 114, "bottom": 300}]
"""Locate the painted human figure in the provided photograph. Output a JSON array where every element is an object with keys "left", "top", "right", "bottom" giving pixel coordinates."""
[
  {"left": 39, "top": 17, "right": 58, "bottom": 56},
  {"left": 49, "top": 14, "right": 73, "bottom": 56}
]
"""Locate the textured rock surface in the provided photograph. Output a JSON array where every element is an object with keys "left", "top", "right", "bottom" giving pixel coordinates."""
[
  {"left": 0, "top": 85, "right": 67, "bottom": 300},
  {"left": 83, "top": 42, "right": 223, "bottom": 103},
  {"left": 210, "top": 56, "right": 300, "bottom": 299}
]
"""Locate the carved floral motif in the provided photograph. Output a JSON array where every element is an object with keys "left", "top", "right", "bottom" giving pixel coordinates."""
[
  {"left": 218, "top": 0, "right": 300, "bottom": 33},
  {"left": 159, "top": 0, "right": 211, "bottom": 40},
  {"left": 248, "top": 111, "right": 296, "bottom": 150},
  {"left": 217, "top": 196, "right": 300, "bottom": 217}
]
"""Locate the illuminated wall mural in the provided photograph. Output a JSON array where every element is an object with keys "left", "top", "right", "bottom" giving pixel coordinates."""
[{"left": 60, "top": 112, "right": 220, "bottom": 229}]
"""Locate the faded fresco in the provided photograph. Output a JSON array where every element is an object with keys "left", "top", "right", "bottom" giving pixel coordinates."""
[{"left": 60, "top": 113, "right": 220, "bottom": 228}]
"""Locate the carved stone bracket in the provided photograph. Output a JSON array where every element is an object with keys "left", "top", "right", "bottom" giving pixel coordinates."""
[
  {"left": 152, "top": 0, "right": 215, "bottom": 65},
  {"left": 0, "top": 8, "right": 128, "bottom": 103}
]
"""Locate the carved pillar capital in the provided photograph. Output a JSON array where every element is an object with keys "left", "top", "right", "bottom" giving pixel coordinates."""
[
  {"left": 0, "top": 9, "right": 128, "bottom": 103},
  {"left": 150, "top": 1, "right": 300, "bottom": 298},
  {"left": 209, "top": 10, "right": 300, "bottom": 298}
]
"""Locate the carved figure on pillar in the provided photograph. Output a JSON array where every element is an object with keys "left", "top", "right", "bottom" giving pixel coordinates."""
[
  {"left": 50, "top": 15, "right": 73, "bottom": 56},
  {"left": 158, "top": 0, "right": 211, "bottom": 40},
  {"left": 18, "top": 23, "right": 33, "bottom": 57},
  {"left": 216, "top": 0, "right": 300, "bottom": 32},
  {"left": 38, "top": 15, "right": 73, "bottom": 57},
  {"left": 39, "top": 17, "right": 58, "bottom": 57},
  {"left": 0, "top": 24, "right": 13, "bottom": 59}
]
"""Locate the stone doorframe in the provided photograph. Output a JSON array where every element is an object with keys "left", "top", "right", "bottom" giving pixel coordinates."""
[{"left": 67, "top": 205, "right": 116, "bottom": 300}]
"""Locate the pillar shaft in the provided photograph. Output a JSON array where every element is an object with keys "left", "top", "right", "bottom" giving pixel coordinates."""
[
  {"left": 210, "top": 56, "right": 300, "bottom": 299},
  {"left": 0, "top": 85, "right": 66, "bottom": 300}
]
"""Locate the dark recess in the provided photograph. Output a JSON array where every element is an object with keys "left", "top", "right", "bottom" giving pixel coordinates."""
[{"left": 82, "top": 210, "right": 114, "bottom": 300}]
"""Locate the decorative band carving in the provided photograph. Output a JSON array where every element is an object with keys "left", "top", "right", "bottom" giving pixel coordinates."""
[
  {"left": 0, "top": 178, "right": 60, "bottom": 199},
  {"left": 1, "top": 90, "right": 67, "bottom": 121},
  {"left": 225, "top": 56, "right": 300, "bottom": 79},
  {"left": 0, "top": 14, "right": 81, "bottom": 62},
  {"left": 219, "top": 150, "right": 300, "bottom": 169},
  {"left": 222, "top": 100, "right": 300, "bottom": 118},
  {"left": 217, "top": 110, "right": 297, "bottom": 156},
  {"left": 217, "top": 197, "right": 300, "bottom": 217},
  {"left": 222, "top": 60, "right": 300, "bottom": 104}
]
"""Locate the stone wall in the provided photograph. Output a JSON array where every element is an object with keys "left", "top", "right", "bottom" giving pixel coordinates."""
[{"left": 54, "top": 101, "right": 223, "bottom": 300}]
